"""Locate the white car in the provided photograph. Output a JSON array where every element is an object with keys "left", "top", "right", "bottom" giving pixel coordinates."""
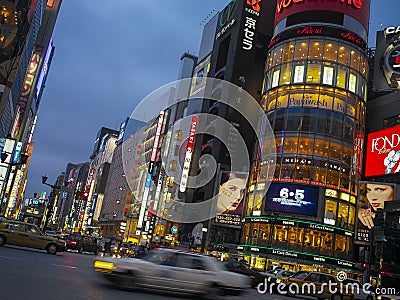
[{"left": 94, "top": 248, "right": 250, "bottom": 298}]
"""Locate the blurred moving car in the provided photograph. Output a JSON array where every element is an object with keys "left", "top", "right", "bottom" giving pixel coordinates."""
[
  {"left": 0, "top": 220, "right": 66, "bottom": 254},
  {"left": 341, "top": 278, "right": 375, "bottom": 300},
  {"left": 283, "top": 271, "right": 353, "bottom": 300},
  {"left": 224, "top": 260, "right": 268, "bottom": 288},
  {"left": 94, "top": 248, "right": 250, "bottom": 298}
]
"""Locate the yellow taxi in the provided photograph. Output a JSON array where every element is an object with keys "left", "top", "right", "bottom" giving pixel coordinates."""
[{"left": 0, "top": 220, "right": 66, "bottom": 254}]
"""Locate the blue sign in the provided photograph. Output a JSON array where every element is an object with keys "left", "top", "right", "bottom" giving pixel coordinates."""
[
  {"left": 13, "top": 142, "right": 22, "bottom": 163},
  {"left": 171, "top": 226, "right": 178, "bottom": 234},
  {"left": 265, "top": 183, "right": 319, "bottom": 216}
]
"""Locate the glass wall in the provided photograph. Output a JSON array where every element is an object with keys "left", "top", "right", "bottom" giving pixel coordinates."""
[
  {"left": 264, "top": 38, "right": 368, "bottom": 99},
  {"left": 243, "top": 221, "right": 353, "bottom": 260}
]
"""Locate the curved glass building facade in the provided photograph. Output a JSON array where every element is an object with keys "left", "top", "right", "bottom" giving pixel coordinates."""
[{"left": 240, "top": 1, "right": 370, "bottom": 274}]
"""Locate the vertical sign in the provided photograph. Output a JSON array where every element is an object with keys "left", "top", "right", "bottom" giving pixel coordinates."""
[
  {"left": 12, "top": 46, "right": 44, "bottom": 139},
  {"left": 179, "top": 116, "right": 198, "bottom": 192}
]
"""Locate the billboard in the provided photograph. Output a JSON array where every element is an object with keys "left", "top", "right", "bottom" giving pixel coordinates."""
[
  {"left": 373, "top": 28, "right": 400, "bottom": 91},
  {"left": 364, "top": 126, "right": 400, "bottom": 177},
  {"left": 264, "top": 183, "right": 319, "bottom": 216},
  {"left": 0, "top": 138, "right": 16, "bottom": 196},
  {"left": 356, "top": 181, "right": 396, "bottom": 242},
  {"left": 215, "top": 171, "right": 248, "bottom": 226},
  {"left": 274, "top": 0, "right": 371, "bottom": 30}
]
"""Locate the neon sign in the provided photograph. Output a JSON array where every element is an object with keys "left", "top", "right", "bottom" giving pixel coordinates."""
[{"left": 277, "top": 0, "right": 363, "bottom": 13}]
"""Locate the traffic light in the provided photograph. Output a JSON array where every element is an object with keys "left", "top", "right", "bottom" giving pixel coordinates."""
[{"left": 362, "top": 263, "right": 368, "bottom": 269}]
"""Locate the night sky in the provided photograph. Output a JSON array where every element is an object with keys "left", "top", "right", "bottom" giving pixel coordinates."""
[{"left": 25, "top": 0, "right": 398, "bottom": 198}]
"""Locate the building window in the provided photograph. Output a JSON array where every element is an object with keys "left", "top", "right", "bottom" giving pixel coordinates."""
[
  {"left": 280, "top": 63, "right": 292, "bottom": 85},
  {"left": 348, "top": 73, "right": 357, "bottom": 93},
  {"left": 306, "top": 64, "right": 321, "bottom": 83},
  {"left": 294, "top": 41, "right": 308, "bottom": 60},
  {"left": 324, "top": 199, "right": 337, "bottom": 225},
  {"left": 324, "top": 41, "right": 338, "bottom": 61},
  {"left": 323, "top": 66, "right": 334, "bottom": 85},
  {"left": 272, "top": 69, "right": 280, "bottom": 88},
  {"left": 293, "top": 65, "right": 305, "bottom": 83}
]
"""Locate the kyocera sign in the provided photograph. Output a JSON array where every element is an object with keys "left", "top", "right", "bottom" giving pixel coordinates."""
[
  {"left": 365, "top": 126, "right": 400, "bottom": 177},
  {"left": 274, "top": 0, "right": 370, "bottom": 30}
]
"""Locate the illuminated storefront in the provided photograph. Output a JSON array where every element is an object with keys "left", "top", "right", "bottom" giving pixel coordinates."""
[{"left": 240, "top": 0, "right": 370, "bottom": 273}]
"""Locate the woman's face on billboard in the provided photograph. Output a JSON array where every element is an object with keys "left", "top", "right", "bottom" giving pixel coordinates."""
[
  {"left": 217, "top": 177, "right": 247, "bottom": 214},
  {"left": 366, "top": 184, "right": 394, "bottom": 209}
]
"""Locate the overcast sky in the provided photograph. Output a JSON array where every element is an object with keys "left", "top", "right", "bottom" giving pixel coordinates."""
[{"left": 25, "top": 0, "right": 397, "bottom": 198}]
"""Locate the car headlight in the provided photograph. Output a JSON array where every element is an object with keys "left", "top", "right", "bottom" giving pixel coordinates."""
[{"left": 94, "top": 260, "right": 115, "bottom": 271}]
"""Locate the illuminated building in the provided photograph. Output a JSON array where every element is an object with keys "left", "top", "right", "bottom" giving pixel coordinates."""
[
  {"left": 356, "top": 26, "right": 400, "bottom": 288},
  {"left": 240, "top": 0, "right": 371, "bottom": 274}
]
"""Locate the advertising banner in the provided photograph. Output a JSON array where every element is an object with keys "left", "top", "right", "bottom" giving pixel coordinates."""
[
  {"left": 264, "top": 183, "right": 319, "bottom": 216},
  {"left": 274, "top": 0, "right": 371, "bottom": 30},
  {"left": 364, "top": 126, "right": 400, "bottom": 177},
  {"left": 0, "top": 138, "right": 16, "bottom": 198},
  {"left": 356, "top": 181, "right": 396, "bottom": 243},
  {"left": 215, "top": 171, "right": 248, "bottom": 226}
]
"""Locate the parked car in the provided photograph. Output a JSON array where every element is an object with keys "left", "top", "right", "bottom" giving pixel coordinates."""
[
  {"left": 224, "top": 259, "right": 268, "bottom": 288},
  {"left": 341, "top": 278, "right": 375, "bottom": 300},
  {"left": 94, "top": 248, "right": 250, "bottom": 298},
  {"left": 282, "top": 271, "right": 353, "bottom": 300},
  {"left": 0, "top": 220, "right": 66, "bottom": 254}
]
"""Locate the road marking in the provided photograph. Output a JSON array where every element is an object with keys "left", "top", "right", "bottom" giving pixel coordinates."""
[
  {"left": 52, "top": 264, "right": 77, "bottom": 269},
  {"left": 0, "top": 255, "right": 26, "bottom": 261}
]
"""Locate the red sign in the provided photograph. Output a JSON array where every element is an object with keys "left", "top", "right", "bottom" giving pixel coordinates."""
[
  {"left": 274, "top": 0, "right": 370, "bottom": 30},
  {"left": 365, "top": 126, "right": 400, "bottom": 177},
  {"left": 247, "top": 0, "right": 262, "bottom": 12}
]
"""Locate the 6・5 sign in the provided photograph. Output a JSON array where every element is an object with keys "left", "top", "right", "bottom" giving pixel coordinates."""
[{"left": 265, "top": 183, "right": 320, "bottom": 216}]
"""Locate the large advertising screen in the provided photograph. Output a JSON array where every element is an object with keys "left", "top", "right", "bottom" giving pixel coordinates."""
[
  {"left": 356, "top": 181, "right": 396, "bottom": 243},
  {"left": 364, "top": 126, "right": 400, "bottom": 177},
  {"left": 274, "top": 0, "right": 371, "bottom": 30},
  {"left": 215, "top": 171, "right": 248, "bottom": 226},
  {"left": 264, "top": 183, "right": 319, "bottom": 216}
]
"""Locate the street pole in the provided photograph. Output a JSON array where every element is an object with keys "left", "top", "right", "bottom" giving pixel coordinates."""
[{"left": 41, "top": 175, "right": 60, "bottom": 231}]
